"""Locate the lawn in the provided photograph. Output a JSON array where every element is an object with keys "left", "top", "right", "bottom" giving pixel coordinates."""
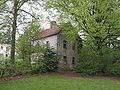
[{"left": 0, "top": 73, "right": 120, "bottom": 90}]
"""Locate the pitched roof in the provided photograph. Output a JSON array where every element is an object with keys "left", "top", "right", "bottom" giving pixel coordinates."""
[{"left": 36, "top": 27, "right": 61, "bottom": 40}]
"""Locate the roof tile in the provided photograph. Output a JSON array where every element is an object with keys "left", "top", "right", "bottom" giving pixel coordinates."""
[{"left": 36, "top": 27, "right": 60, "bottom": 40}]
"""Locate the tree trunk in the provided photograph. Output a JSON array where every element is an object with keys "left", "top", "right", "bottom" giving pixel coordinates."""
[{"left": 10, "top": 0, "right": 18, "bottom": 64}]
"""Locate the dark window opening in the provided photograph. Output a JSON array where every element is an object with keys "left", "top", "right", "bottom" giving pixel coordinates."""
[
  {"left": 72, "top": 57, "right": 75, "bottom": 64},
  {"left": 46, "top": 41, "right": 49, "bottom": 44},
  {"left": 1, "top": 46, "right": 3, "bottom": 49},
  {"left": 5, "top": 54, "right": 8, "bottom": 57},
  {"left": 46, "top": 41, "right": 50, "bottom": 48},
  {"left": 6, "top": 47, "right": 9, "bottom": 51},
  {"left": 63, "top": 40, "right": 67, "bottom": 49},
  {"left": 63, "top": 56, "right": 67, "bottom": 64}
]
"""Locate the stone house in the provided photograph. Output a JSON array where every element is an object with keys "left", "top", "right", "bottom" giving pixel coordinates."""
[{"left": 33, "top": 24, "right": 76, "bottom": 70}]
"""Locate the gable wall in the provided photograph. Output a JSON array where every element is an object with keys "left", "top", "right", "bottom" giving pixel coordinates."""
[
  {"left": 33, "top": 33, "right": 77, "bottom": 70},
  {"left": 57, "top": 33, "right": 76, "bottom": 70},
  {"left": 34, "top": 35, "right": 58, "bottom": 50}
]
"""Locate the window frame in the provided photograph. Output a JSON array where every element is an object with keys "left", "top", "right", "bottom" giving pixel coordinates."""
[
  {"left": 72, "top": 57, "right": 75, "bottom": 65},
  {"left": 63, "top": 56, "right": 67, "bottom": 64},
  {"left": 63, "top": 40, "right": 67, "bottom": 49}
]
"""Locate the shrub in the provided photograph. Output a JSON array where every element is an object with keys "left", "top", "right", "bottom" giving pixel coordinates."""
[
  {"left": 0, "top": 58, "right": 12, "bottom": 77},
  {"left": 0, "top": 48, "right": 59, "bottom": 77},
  {"left": 0, "top": 58, "right": 33, "bottom": 77},
  {"left": 31, "top": 48, "right": 59, "bottom": 73},
  {"left": 0, "top": 64, "right": 6, "bottom": 77},
  {"left": 75, "top": 47, "right": 120, "bottom": 76},
  {"left": 44, "top": 49, "right": 59, "bottom": 72},
  {"left": 106, "top": 61, "right": 120, "bottom": 75},
  {"left": 75, "top": 57, "right": 103, "bottom": 75},
  {"left": 31, "top": 58, "right": 47, "bottom": 73},
  {"left": 14, "top": 61, "right": 32, "bottom": 76}
]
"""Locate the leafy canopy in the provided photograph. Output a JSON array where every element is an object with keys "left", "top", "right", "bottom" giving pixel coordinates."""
[{"left": 45, "top": 0, "right": 120, "bottom": 54}]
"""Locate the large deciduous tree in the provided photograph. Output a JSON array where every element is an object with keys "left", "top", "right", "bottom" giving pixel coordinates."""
[
  {"left": 45, "top": 0, "right": 120, "bottom": 55},
  {"left": 0, "top": 0, "right": 40, "bottom": 64}
]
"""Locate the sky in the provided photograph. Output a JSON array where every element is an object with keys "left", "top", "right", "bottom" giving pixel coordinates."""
[
  {"left": 6, "top": 0, "right": 53, "bottom": 38},
  {"left": 20, "top": 0, "right": 55, "bottom": 30},
  {"left": 1, "top": 0, "right": 120, "bottom": 40}
]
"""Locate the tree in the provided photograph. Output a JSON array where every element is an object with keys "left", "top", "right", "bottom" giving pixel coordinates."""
[
  {"left": 45, "top": 0, "right": 120, "bottom": 55},
  {"left": 17, "top": 20, "right": 40, "bottom": 64},
  {"left": 0, "top": 0, "right": 41, "bottom": 64},
  {"left": 0, "top": 30, "right": 11, "bottom": 44},
  {"left": 11, "top": 0, "right": 37, "bottom": 64}
]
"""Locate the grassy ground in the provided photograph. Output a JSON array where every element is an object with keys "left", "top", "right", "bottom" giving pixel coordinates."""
[{"left": 0, "top": 73, "right": 120, "bottom": 90}]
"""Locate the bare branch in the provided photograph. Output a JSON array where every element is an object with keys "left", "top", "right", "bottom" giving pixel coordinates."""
[
  {"left": 17, "top": 0, "right": 30, "bottom": 10},
  {"left": 19, "top": 9, "right": 38, "bottom": 19}
]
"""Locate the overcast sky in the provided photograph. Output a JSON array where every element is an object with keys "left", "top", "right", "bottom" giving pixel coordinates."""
[
  {"left": 20, "top": 0, "right": 56, "bottom": 30},
  {"left": 21, "top": 1, "right": 46, "bottom": 27},
  {"left": 8, "top": 0, "right": 53, "bottom": 38}
]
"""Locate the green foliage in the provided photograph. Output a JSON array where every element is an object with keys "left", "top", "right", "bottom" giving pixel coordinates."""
[
  {"left": 44, "top": 49, "right": 59, "bottom": 72},
  {"left": 45, "top": 0, "right": 120, "bottom": 55},
  {"left": 0, "top": 30, "right": 11, "bottom": 44},
  {"left": 14, "top": 60, "right": 32, "bottom": 76},
  {"left": 14, "top": 21, "right": 59, "bottom": 75},
  {"left": 75, "top": 47, "right": 120, "bottom": 75},
  {"left": 0, "top": 0, "right": 40, "bottom": 64},
  {"left": 75, "top": 60, "right": 103, "bottom": 75},
  {"left": 0, "top": 59, "right": 12, "bottom": 77},
  {"left": 0, "top": 59, "right": 32, "bottom": 77},
  {"left": 32, "top": 58, "right": 47, "bottom": 73},
  {"left": 75, "top": 47, "right": 103, "bottom": 75},
  {"left": 0, "top": 0, "right": 6, "bottom": 10},
  {"left": 59, "top": 22, "right": 80, "bottom": 44},
  {"left": 16, "top": 20, "right": 40, "bottom": 62},
  {"left": 106, "top": 61, "right": 120, "bottom": 76},
  {"left": 32, "top": 48, "right": 59, "bottom": 73}
]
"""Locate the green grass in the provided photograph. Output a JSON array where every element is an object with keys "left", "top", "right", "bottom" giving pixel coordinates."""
[{"left": 0, "top": 74, "right": 120, "bottom": 90}]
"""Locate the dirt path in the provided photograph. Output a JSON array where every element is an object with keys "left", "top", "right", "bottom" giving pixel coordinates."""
[
  {"left": 0, "top": 71, "right": 120, "bottom": 82},
  {"left": 57, "top": 71, "right": 120, "bottom": 82}
]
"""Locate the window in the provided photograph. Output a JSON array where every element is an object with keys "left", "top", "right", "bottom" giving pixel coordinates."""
[
  {"left": 46, "top": 41, "right": 50, "bottom": 48},
  {"left": 46, "top": 41, "right": 49, "bottom": 44},
  {"left": 6, "top": 47, "right": 9, "bottom": 51},
  {"left": 63, "top": 56, "right": 67, "bottom": 64},
  {"left": 72, "top": 57, "right": 75, "bottom": 64},
  {"left": 5, "top": 54, "right": 8, "bottom": 57},
  {"left": 63, "top": 40, "right": 67, "bottom": 49},
  {"left": 1, "top": 46, "right": 3, "bottom": 49}
]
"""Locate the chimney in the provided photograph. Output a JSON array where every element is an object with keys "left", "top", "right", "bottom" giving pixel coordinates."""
[{"left": 50, "top": 21, "right": 57, "bottom": 29}]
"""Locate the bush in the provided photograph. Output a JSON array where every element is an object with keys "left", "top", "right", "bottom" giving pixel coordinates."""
[
  {"left": 44, "top": 49, "right": 59, "bottom": 72},
  {"left": 14, "top": 61, "right": 32, "bottom": 76},
  {"left": 0, "top": 48, "right": 59, "bottom": 77},
  {"left": 0, "top": 64, "right": 6, "bottom": 77},
  {"left": 75, "top": 60, "right": 103, "bottom": 75},
  {"left": 106, "top": 61, "right": 120, "bottom": 75},
  {"left": 0, "top": 58, "right": 12, "bottom": 77},
  {"left": 0, "top": 58, "right": 33, "bottom": 77},
  {"left": 31, "top": 48, "right": 59, "bottom": 73},
  {"left": 31, "top": 58, "right": 47, "bottom": 73},
  {"left": 75, "top": 47, "right": 120, "bottom": 76}
]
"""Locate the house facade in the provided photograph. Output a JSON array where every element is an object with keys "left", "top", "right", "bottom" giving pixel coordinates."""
[
  {"left": 0, "top": 44, "right": 11, "bottom": 63},
  {"left": 34, "top": 26, "right": 76, "bottom": 70},
  {"left": 0, "top": 44, "right": 11, "bottom": 58}
]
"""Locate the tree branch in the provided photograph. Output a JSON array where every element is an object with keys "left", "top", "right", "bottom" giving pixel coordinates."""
[
  {"left": 17, "top": 0, "right": 30, "bottom": 10},
  {"left": 19, "top": 9, "right": 37, "bottom": 19}
]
